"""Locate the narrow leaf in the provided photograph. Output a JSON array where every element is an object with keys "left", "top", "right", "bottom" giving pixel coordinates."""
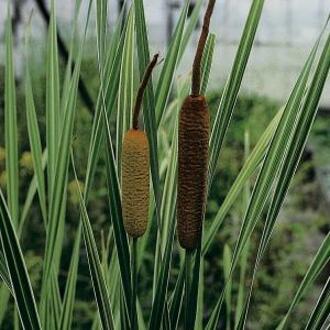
[
  {"left": 4, "top": 5, "right": 19, "bottom": 225},
  {"left": 209, "top": 0, "right": 265, "bottom": 183},
  {"left": 0, "top": 190, "right": 41, "bottom": 329}
]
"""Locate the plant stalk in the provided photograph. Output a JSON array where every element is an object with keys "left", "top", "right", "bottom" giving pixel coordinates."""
[
  {"left": 131, "top": 238, "right": 138, "bottom": 330},
  {"left": 184, "top": 250, "right": 193, "bottom": 330}
]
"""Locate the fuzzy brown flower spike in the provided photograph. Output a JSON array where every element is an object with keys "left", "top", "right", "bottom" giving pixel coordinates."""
[
  {"left": 177, "top": 0, "right": 216, "bottom": 250},
  {"left": 122, "top": 54, "right": 159, "bottom": 238}
]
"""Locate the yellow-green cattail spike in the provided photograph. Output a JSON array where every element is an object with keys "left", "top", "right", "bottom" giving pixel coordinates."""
[{"left": 122, "top": 54, "right": 159, "bottom": 238}]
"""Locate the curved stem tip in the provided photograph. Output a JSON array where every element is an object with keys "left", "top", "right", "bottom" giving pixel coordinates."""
[
  {"left": 133, "top": 53, "right": 159, "bottom": 130},
  {"left": 191, "top": 0, "right": 216, "bottom": 96}
]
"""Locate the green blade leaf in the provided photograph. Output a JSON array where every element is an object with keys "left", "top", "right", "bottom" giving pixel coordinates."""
[
  {"left": 200, "top": 33, "right": 216, "bottom": 95},
  {"left": 203, "top": 108, "right": 283, "bottom": 255},
  {"left": 43, "top": 55, "right": 80, "bottom": 281},
  {"left": 259, "top": 26, "right": 330, "bottom": 261},
  {"left": 230, "top": 30, "right": 320, "bottom": 275},
  {"left": 178, "top": 0, "right": 204, "bottom": 61},
  {"left": 234, "top": 131, "right": 251, "bottom": 329},
  {"left": 236, "top": 28, "right": 330, "bottom": 330},
  {"left": 133, "top": 0, "right": 162, "bottom": 238},
  {"left": 0, "top": 252, "right": 11, "bottom": 291},
  {"left": 46, "top": 0, "right": 61, "bottom": 198},
  {"left": 223, "top": 244, "right": 232, "bottom": 330},
  {"left": 155, "top": 0, "right": 189, "bottom": 125},
  {"left": 25, "top": 60, "right": 47, "bottom": 226},
  {"left": 275, "top": 33, "right": 330, "bottom": 330},
  {"left": 208, "top": 0, "right": 265, "bottom": 184},
  {"left": 40, "top": 4, "right": 92, "bottom": 324},
  {"left": 184, "top": 245, "right": 202, "bottom": 330},
  {"left": 169, "top": 265, "right": 184, "bottom": 329},
  {"left": 207, "top": 22, "right": 321, "bottom": 329},
  {"left": 84, "top": 21, "right": 124, "bottom": 200},
  {"left": 103, "top": 105, "right": 132, "bottom": 321},
  {"left": 4, "top": 5, "right": 19, "bottom": 226},
  {"left": 0, "top": 190, "right": 41, "bottom": 329},
  {"left": 277, "top": 233, "right": 330, "bottom": 330},
  {"left": 96, "top": 0, "right": 109, "bottom": 67},
  {"left": 83, "top": 5, "right": 130, "bottom": 328},
  {"left": 73, "top": 161, "right": 114, "bottom": 330},
  {"left": 20, "top": 152, "right": 47, "bottom": 232},
  {"left": 195, "top": 256, "right": 204, "bottom": 330},
  {"left": 58, "top": 224, "right": 82, "bottom": 330},
  {"left": 304, "top": 277, "right": 330, "bottom": 330},
  {"left": 149, "top": 125, "right": 178, "bottom": 329},
  {"left": 148, "top": 210, "right": 176, "bottom": 330},
  {"left": 116, "top": 8, "right": 135, "bottom": 170}
]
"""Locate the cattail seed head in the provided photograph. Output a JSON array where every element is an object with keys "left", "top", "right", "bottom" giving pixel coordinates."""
[
  {"left": 121, "top": 54, "right": 158, "bottom": 238},
  {"left": 177, "top": 0, "right": 215, "bottom": 250},
  {"left": 177, "top": 95, "right": 209, "bottom": 250},
  {"left": 122, "top": 130, "right": 150, "bottom": 238}
]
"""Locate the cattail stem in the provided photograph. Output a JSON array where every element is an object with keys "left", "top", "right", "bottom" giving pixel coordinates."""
[
  {"left": 191, "top": 0, "right": 216, "bottom": 96},
  {"left": 184, "top": 250, "right": 193, "bottom": 330},
  {"left": 131, "top": 238, "right": 138, "bottom": 330},
  {"left": 132, "top": 53, "right": 159, "bottom": 130}
]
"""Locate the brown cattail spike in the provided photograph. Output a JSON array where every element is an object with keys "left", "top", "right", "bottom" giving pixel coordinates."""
[
  {"left": 192, "top": 0, "right": 216, "bottom": 96},
  {"left": 177, "top": 0, "right": 216, "bottom": 250},
  {"left": 178, "top": 95, "right": 209, "bottom": 249},
  {"left": 132, "top": 53, "right": 159, "bottom": 130}
]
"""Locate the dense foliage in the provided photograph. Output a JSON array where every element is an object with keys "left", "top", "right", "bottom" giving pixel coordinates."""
[{"left": 0, "top": 0, "right": 329, "bottom": 329}]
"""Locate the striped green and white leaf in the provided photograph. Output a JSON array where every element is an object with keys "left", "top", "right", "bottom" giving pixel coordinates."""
[
  {"left": 203, "top": 108, "right": 283, "bottom": 255},
  {"left": 25, "top": 59, "right": 47, "bottom": 226},
  {"left": 304, "top": 277, "right": 330, "bottom": 330},
  {"left": 277, "top": 233, "right": 330, "bottom": 330},
  {"left": 207, "top": 23, "right": 329, "bottom": 330},
  {"left": 103, "top": 103, "right": 132, "bottom": 323},
  {"left": 0, "top": 252, "right": 11, "bottom": 292},
  {"left": 58, "top": 224, "right": 82, "bottom": 330},
  {"left": 73, "top": 162, "right": 114, "bottom": 330},
  {"left": 46, "top": 0, "right": 61, "bottom": 199},
  {"left": 84, "top": 14, "right": 125, "bottom": 199},
  {"left": 0, "top": 190, "right": 41, "bottom": 329},
  {"left": 4, "top": 4, "right": 19, "bottom": 227},
  {"left": 40, "top": 4, "right": 92, "bottom": 326},
  {"left": 134, "top": 0, "right": 162, "bottom": 245},
  {"left": 236, "top": 28, "right": 330, "bottom": 330},
  {"left": 178, "top": 0, "right": 204, "bottom": 61},
  {"left": 155, "top": 0, "right": 190, "bottom": 125},
  {"left": 223, "top": 244, "right": 232, "bottom": 330},
  {"left": 200, "top": 33, "right": 216, "bottom": 95},
  {"left": 116, "top": 8, "right": 135, "bottom": 169},
  {"left": 208, "top": 0, "right": 265, "bottom": 183}
]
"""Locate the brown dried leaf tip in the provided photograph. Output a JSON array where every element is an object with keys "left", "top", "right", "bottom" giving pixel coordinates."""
[
  {"left": 122, "top": 54, "right": 159, "bottom": 238},
  {"left": 177, "top": 0, "right": 216, "bottom": 250}
]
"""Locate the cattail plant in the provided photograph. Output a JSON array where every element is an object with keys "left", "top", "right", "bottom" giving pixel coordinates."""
[
  {"left": 121, "top": 53, "right": 159, "bottom": 330},
  {"left": 177, "top": 0, "right": 216, "bottom": 250},
  {"left": 177, "top": 2, "right": 216, "bottom": 328}
]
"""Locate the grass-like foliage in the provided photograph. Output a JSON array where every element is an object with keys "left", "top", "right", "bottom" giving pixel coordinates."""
[{"left": 0, "top": 0, "right": 329, "bottom": 329}]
